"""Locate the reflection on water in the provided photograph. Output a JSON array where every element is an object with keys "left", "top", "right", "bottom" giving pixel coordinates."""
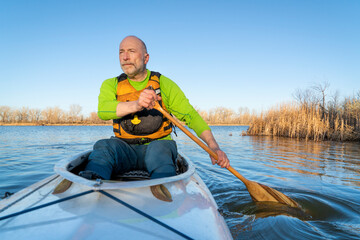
[
  {"left": 1, "top": 125, "right": 360, "bottom": 239},
  {"left": 247, "top": 136, "right": 360, "bottom": 188},
  {"left": 241, "top": 201, "right": 311, "bottom": 220}
]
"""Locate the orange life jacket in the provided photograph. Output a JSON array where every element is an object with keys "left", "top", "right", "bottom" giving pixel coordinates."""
[{"left": 113, "top": 71, "right": 173, "bottom": 144}]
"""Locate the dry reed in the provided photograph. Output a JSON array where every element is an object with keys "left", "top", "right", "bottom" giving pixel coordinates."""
[{"left": 246, "top": 101, "right": 360, "bottom": 142}]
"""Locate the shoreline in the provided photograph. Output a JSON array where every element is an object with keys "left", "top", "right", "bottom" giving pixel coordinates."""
[
  {"left": 208, "top": 124, "right": 248, "bottom": 126},
  {"left": 0, "top": 123, "right": 248, "bottom": 126},
  {"left": 0, "top": 123, "right": 112, "bottom": 126}
]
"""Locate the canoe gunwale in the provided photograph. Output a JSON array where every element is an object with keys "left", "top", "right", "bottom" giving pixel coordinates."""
[{"left": 54, "top": 150, "right": 197, "bottom": 190}]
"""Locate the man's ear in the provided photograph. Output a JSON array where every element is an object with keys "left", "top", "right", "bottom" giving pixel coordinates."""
[{"left": 144, "top": 53, "right": 149, "bottom": 64}]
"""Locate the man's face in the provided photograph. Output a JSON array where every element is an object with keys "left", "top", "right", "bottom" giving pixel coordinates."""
[{"left": 119, "top": 37, "right": 149, "bottom": 78}]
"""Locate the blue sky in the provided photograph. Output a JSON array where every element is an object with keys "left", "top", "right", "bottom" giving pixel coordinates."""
[{"left": 1, "top": 0, "right": 359, "bottom": 116}]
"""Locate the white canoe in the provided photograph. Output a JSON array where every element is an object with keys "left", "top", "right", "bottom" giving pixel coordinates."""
[{"left": 0, "top": 150, "right": 232, "bottom": 240}]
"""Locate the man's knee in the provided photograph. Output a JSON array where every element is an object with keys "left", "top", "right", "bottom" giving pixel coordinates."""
[
  {"left": 145, "top": 140, "right": 178, "bottom": 178},
  {"left": 148, "top": 140, "right": 177, "bottom": 155},
  {"left": 93, "top": 138, "right": 127, "bottom": 151},
  {"left": 93, "top": 139, "right": 111, "bottom": 149}
]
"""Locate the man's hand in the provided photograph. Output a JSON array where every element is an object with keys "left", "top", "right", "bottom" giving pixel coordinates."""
[
  {"left": 200, "top": 130, "right": 230, "bottom": 168},
  {"left": 116, "top": 89, "right": 161, "bottom": 118},
  {"left": 137, "top": 89, "right": 161, "bottom": 110},
  {"left": 210, "top": 148, "right": 230, "bottom": 168}
]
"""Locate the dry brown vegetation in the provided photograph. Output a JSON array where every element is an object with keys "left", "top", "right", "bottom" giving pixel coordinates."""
[
  {"left": 197, "top": 106, "right": 253, "bottom": 125},
  {"left": 246, "top": 83, "right": 360, "bottom": 141},
  {"left": 0, "top": 104, "right": 110, "bottom": 125},
  {"left": 0, "top": 104, "right": 253, "bottom": 126}
]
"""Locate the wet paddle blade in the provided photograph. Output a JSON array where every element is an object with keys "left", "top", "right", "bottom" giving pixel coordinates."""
[{"left": 244, "top": 180, "right": 299, "bottom": 208}]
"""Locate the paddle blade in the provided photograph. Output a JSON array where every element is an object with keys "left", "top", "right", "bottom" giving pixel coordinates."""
[
  {"left": 227, "top": 166, "right": 300, "bottom": 208},
  {"left": 150, "top": 184, "right": 173, "bottom": 202},
  {"left": 52, "top": 179, "right": 72, "bottom": 194},
  {"left": 245, "top": 180, "right": 300, "bottom": 208}
]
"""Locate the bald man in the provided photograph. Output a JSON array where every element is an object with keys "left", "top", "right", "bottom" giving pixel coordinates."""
[{"left": 80, "top": 36, "right": 229, "bottom": 180}]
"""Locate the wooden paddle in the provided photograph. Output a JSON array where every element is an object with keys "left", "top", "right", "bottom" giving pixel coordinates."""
[{"left": 154, "top": 102, "right": 300, "bottom": 208}]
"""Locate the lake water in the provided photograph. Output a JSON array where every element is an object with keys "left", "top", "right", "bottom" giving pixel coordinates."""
[{"left": 0, "top": 126, "right": 359, "bottom": 239}]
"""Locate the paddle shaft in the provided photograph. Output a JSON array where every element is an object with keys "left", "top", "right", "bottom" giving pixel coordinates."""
[{"left": 154, "top": 103, "right": 248, "bottom": 183}]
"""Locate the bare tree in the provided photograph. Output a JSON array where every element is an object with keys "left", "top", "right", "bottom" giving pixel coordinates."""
[
  {"left": 42, "top": 107, "right": 64, "bottom": 124},
  {"left": 312, "top": 81, "right": 330, "bottom": 115},
  {"left": 42, "top": 107, "right": 52, "bottom": 123},
  {"left": 328, "top": 90, "right": 340, "bottom": 111},
  {"left": 0, "top": 106, "right": 12, "bottom": 123},
  {"left": 18, "top": 107, "right": 30, "bottom": 123},
  {"left": 237, "top": 107, "right": 251, "bottom": 124},
  {"left": 28, "top": 108, "right": 42, "bottom": 123},
  {"left": 293, "top": 87, "right": 319, "bottom": 109},
  {"left": 13, "top": 109, "right": 22, "bottom": 123},
  {"left": 87, "top": 112, "right": 109, "bottom": 124},
  {"left": 209, "top": 107, "right": 234, "bottom": 124},
  {"left": 68, "top": 104, "right": 83, "bottom": 123}
]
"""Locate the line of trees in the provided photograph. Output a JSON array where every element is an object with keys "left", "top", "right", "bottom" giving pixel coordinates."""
[
  {"left": 196, "top": 106, "right": 254, "bottom": 125},
  {"left": 0, "top": 104, "right": 109, "bottom": 125},
  {"left": 0, "top": 103, "right": 254, "bottom": 125},
  {"left": 0, "top": 100, "right": 257, "bottom": 126},
  {"left": 246, "top": 82, "right": 360, "bottom": 141}
]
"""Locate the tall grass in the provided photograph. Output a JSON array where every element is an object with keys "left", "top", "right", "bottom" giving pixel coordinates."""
[{"left": 246, "top": 98, "right": 360, "bottom": 141}]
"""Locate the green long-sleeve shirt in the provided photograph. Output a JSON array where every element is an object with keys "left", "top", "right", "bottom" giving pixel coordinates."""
[{"left": 98, "top": 70, "right": 210, "bottom": 138}]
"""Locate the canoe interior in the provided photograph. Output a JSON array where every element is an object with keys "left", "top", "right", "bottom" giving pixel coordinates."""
[
  {"left": 66, "top": 151, "right": 190, "bottom": 181},
  {"left": 54, "top": 150, "right": 198, "bottom": 190}
]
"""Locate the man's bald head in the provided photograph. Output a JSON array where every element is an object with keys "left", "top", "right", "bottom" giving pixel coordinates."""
[{"left": 120, "top": 36, "right": 147, "bottom": 54}]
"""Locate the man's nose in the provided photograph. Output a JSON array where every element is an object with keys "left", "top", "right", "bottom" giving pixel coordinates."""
[{"left": 122, "top": 52, "right": 130, "bottom": 60}]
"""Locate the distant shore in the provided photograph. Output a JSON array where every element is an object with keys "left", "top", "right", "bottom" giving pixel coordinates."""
[
  {"left": 0, "top": 123, "right": 111, "bottom": 126},
  {"left": 0, "top": 123, "right": 247, "bottom": 127},
  {"left": 208, "top": 124, "right": 247, "bottom": 126}
]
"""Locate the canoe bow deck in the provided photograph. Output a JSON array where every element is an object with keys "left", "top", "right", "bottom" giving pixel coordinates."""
[{"left": 0, "top": 150, "right": 232, "bottom": 240}]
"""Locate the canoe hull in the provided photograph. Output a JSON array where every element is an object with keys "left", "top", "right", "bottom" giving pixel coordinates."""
[{"left": 0, "top": 151, "right": 232, "bottom": 240}]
